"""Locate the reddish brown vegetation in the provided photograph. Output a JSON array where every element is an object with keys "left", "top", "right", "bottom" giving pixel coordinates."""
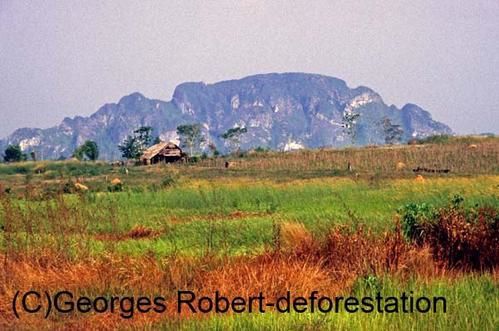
[
  {"left": 126, "top": 224, "right": 160, "bottom": 239},
  {"left": 0, "top": 189, "right": 497, "bottom": 329},
  {"left": 1, "top": 222, "right": 496, "bottom": 329},
  {"left": 420, "top": 206, "right": 498, "bottom": 270}
]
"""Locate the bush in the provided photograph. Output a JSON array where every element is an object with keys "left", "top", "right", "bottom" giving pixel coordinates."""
[
  {"left": 254, "top": 146, "right": 269, "bottom": 153},
  {"left": 426, "top": 205, "right": 498, "bottom": 270},
  {"left": 62, "top": 180, "right": 75, "bottom": 194},
  {"left": 416, "top": 134, "right": 451, "bottom": 144},
  {"left": 108, "top": 182, "right": 123, "bottom": 192},
  {"left": 14, "top": 166, "right": 30, "bottom": 174},
  {"left": 3, "top": 144, "right": 27, "bottom": 162},
  {"left": 399, "top": 198, "right": 498, "bottom": 270},
  {"left": 188, "top": 156, "right": 200, "bottom": 163},
  {"left": 399, "top": 202, "right": 436, "bottom": 244}
]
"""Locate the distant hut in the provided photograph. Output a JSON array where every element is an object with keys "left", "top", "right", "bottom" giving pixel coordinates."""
[{"left": 140, "top": 141, "right": 184, "bottom": 165}]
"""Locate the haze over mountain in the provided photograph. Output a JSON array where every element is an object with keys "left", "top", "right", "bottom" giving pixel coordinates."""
[{"left": 0, "top": 73, "right": 452, "bottom": 160}]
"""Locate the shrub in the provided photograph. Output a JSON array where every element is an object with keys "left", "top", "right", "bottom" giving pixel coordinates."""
[
  {"left": 3, "top": 144, "right": 27, "bottom": 162},
  {"left": 127, "top": 224, "right": 157, "bottom": 239},
  {"left": 14, "top": 166, "right": 30, "bottom": 174},
  {"left": 188, "top": 156, "right": 200, "bottom": 163},
  {"left": 108, "top": 182, "right": 123, "bottom": 192},
  {"left": 254, "top": 146, "right": 269, "bottom": 153},
  {"left": 400, "top": 198, "right": 498, "bottom": 270},
  {"left": 417, "top": 134, "right": 451, "bottom": 144},
  {"left": 62, "top": 180, "right": 75, "bottom": 194},
  {"left": 399, "top": 202, "right": 436, "bottom": 244},
  {"left": 425, "top": 205, "right": 498, "bottom": 270}
]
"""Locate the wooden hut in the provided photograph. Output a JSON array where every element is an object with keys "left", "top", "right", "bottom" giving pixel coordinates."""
[{"left": 140, "top": 142, "right": 183, "bottom": 165}]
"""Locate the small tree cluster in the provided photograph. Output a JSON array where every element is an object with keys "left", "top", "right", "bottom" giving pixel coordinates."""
[
  {"left": 176, "top": 124, "right": 205, "bottom": 156},
  {"left": 118, "top": 126, "right": 154, "bottom": 160},
  {"left": 3, "top": 144, "right": 27, "bottom": 162},
  {"left": 73, "top": 140, "right": 99, "bottom": 161},
  {"left": 381, "top": 117, "right": 404, "bottom": 145},
  {"left": 342, "top": 111, "right": 360, "bottom": 145},
  {"left": 221, "top": 126, "right": 247, "bottom": 153}
]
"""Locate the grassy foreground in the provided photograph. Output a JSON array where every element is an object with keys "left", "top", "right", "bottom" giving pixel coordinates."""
[{"left": 0, "top": 140, "right": 497, "bottom": 330}]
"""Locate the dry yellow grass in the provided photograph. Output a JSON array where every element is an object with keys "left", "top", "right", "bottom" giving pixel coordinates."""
[{"left": 195, "top": 140, "right": 498, "bottom": 175}]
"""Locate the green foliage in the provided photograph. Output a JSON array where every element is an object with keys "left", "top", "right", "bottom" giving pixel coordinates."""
[
  {"left": 15, "top": 166, "right": 30, "bottom": 174},
  {"left": 342, "top": 111, "right": 360, "bottom": 145},
  {"left": 134, "top": 126, "right": 153, "bottom": 147},
  {"left": 176, "top": 124, "right": 205, "bottom": 156},
  {"left": 161, "top": 174, "right": 177, "bottom": 188},
  {"left": 207, "top": 142, "right": 219, "bottom": 157},
  {"left": 152, "top": 136, "right": 161, "bottom": 145},
  {"left": 45, "top": 162, "right": 109, "bottom": 177},
  {"left": 380, "top": 117, "right": 404, "bottom": 144},
  {"left": 62, "top": 180, "right": 75, "bottom": 194},
  {"left": 399, "top": 202, "right": 436, "bottom": 243},
  {"left": 451, "top": 194, "right": 465, "bottom": 208},
  {"left": 118, "top": 126, "right": 154, "bottom": 159},
  {"left": 353, "top": 274, "right": 382, "bottom": 294},
  {"left": 417, "top": 134, "right": 452, "bottom": 144},
  {"left": 108, "top": 182, "right": 123, "bottom": 192},
  {"left": 3, "top": 144, "right": 27, "bottom": 162},
  {"left": 118, "top": 135, "right": 140, "bottom": 159},
  {"left": 221, "top": 126, "right": 248, "bottom": 153},
  {"left": 156, "top": 276, "right": 497, "bottom": 330},
  {"left": 254, "top": 146, "right": 269, "bottom": 153},
  {"left": 188, "top": 155, "right": 200, "bottom": 163},
  {"left": 73, "top": 140, "right": 99, "bottom": 161}
]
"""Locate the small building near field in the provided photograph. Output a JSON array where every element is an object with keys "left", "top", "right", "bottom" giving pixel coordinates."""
[{"left": 140, "top": 141, "right": 184, "bottom": 165}]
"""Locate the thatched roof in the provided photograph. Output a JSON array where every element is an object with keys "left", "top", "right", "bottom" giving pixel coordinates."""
[{"left": 140, "top": 142, "right": 182, "bottom": 161}]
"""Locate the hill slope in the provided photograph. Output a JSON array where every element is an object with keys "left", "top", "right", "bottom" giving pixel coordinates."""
[{"left": 0, "top": 73, "right": 452, "bottom": 160}]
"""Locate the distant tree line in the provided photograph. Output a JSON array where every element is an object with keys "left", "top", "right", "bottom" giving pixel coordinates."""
[
  {"left": 116, "top": 124, "right": 248, "bottom": 161},
  {"left": 3, "top": 144, "right": 27, "bottom": 162},
  {"left": 1, "top": 118, "right": 407, "bottom": 163}
]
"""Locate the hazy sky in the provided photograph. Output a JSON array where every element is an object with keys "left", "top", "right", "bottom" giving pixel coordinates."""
[{"left": 1, "top": 0, "right": 498, "bottom": 137}]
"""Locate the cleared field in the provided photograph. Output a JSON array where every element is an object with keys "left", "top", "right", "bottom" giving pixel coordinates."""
[{"left": 0, "top": 140, "right": 497, "bottom": 330}]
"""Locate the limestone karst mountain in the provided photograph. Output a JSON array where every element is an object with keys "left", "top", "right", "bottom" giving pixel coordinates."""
[{"left": 0, "top": 73, "right": 452, "bottom": 159}]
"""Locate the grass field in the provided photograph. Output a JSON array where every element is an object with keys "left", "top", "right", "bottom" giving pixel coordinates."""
[{"left": 0, "top": 137, "right": 498, "bottom": 330}]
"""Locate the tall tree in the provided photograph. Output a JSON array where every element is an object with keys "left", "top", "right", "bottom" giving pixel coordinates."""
[
  {"left": 118, "top": 136, "right": 140, "bottom": 160},
  {"left": 118, "top": 126, "right": 154, "bottom": 160},
  {"left": 176, "top": 124, "right": 205, "bottom": 156},
  {"left": 342, "top": 111, "right": 360, "bottom": 145},
  {"left": 73, "top": 140, "right": 99, "bottom": 161},
  {"left": 221, "top": 126, "right": 247, "bottom": 153},
  {"left": 3, "top": 144, "right": 27, "bottom": 162},
  {"left": 134, "top": 126, "right": 153, "bottom": 149},
  {"left": 381, "top": 117, "right": 404, "bottom": 145},
  {"left": 152, "top": 136, "right": 162, "bottom": 145}
]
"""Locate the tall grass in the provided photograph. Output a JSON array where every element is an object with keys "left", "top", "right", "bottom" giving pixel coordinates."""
[
  {"left": 0, "top": 172, "right": 497, "bottom": 329},
  {"left": 196, "top": 138, "right": 499, "bottom": 176}
]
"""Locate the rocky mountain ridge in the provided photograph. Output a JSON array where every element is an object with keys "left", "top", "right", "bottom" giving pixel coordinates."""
[{"left": 0, "top": 73, "right": 452, "bottom": 160}]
